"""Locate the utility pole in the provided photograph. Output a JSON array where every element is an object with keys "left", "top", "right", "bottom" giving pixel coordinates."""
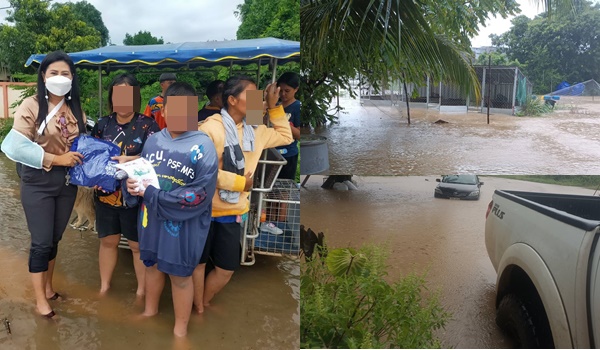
[{"left": 487, "top": 56, "right": 491, "bottom": 124}]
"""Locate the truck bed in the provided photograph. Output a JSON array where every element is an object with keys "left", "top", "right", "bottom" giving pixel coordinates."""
[{"left": 496, "top": 190, "right": 600, "bottom": 231}]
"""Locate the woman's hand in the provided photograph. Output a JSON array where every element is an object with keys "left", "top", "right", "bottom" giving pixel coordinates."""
[
  {"left": 126, "top": 178, "right": 144, "bottom": 197},
  {"left": 54, "top": 151, "right": 83, "bottom": 167},
  {"left": 264, "top": 83, "right": 281, "bottom": 109},
  {"left": 93, "top": 185, "right": 109, "bottom": 193}
]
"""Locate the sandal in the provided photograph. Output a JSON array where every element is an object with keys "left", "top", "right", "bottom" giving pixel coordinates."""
[
  {"left": 41, "top": 310, "right": 56, "bottom": 319},
  {"left": 47, "top": 293, "right": 62, "bottom": 301}
]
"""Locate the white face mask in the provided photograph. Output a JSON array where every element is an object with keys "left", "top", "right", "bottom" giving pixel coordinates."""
[{"left": 45, "top": 75, "right": 72, "bottom": 97}]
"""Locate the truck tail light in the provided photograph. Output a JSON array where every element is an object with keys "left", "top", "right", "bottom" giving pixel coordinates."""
[{"left": 486, "top": 200, "right": 494, "bottom": 219}]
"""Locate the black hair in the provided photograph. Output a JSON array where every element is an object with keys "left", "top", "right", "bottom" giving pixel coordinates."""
[
  {"left": 206, "top": 80, "right": 225, "bottom": 99},
  {"left": 163, "top": 82, "right": 197, "bottom": 106},
  {"left": 36, "top": 51, "right": 85, "bottom": 134},
  {"left": 277, "top": 72, "right": 300, "bottom": 89},
  {"left": 107, "top": 73, "right": 141, "bottom": 113},
  {"left": 223, "top": 75, "right": 256, "bottom": 109}
]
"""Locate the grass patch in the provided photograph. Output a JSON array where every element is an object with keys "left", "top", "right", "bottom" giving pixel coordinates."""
[{"left": 494, "top": 175, "right": 600, "bottom": 190}]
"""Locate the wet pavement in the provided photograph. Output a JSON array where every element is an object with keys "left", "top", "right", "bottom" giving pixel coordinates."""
[
  {"left": 0, "top": 154, "right": 299, "bottom": 350},
  {"left": 307, "top": 96, "right": 600, "bottom": 175},
  {"left": 300, "top": 175, "right": 595, "bottom": 348}
]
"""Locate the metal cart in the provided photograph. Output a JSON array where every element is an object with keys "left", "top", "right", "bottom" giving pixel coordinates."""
[{"left": 241, "top": 149, "right": 300, "bottom": 265}]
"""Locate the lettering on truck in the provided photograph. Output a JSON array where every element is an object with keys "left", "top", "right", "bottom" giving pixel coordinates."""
[{"left": 491, "top": 203, "right": 505, "bottom": 220}]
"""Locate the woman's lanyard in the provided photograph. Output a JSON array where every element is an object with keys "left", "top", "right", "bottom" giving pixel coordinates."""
[{"left": 37, "top": 99, "right": 65, "bottom": 136}]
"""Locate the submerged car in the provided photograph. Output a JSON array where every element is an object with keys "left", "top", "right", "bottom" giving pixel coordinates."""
[{"left": 434, "top": 175, "right": 483, "bottom": 200}]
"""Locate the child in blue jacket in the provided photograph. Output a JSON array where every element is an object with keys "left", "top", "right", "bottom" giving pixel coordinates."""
[{"left": 125, "top": 82, "right": 218, "bottom": 337}]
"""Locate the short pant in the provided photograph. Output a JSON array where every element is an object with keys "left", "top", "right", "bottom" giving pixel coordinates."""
[
  {"left": 199, "top": 220, "right": 242, "bottom": 271},
  {"left": 94, "top": 198, "right": 139, "bottom": 241}
]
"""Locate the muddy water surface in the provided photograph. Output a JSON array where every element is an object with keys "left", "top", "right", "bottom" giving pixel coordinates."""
[
  {"left": 309, "top": 97, "right": 600, "bottom": 175},
  {"left": 300, "top": 176, "right": 594, "bottom": 348},
  {"left": 0, "top": 154, "right": 299, "bottom": 350}
]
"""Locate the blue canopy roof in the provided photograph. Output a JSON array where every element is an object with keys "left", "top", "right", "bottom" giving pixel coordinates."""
[{"left": 25, "top": 37, "right": 300, "bottom": 70}]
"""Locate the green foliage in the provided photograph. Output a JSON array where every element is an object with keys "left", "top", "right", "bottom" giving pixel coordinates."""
[
  {"left": 301, "top": 244, "right": 449, "bottom": 349},
  {"left": 0, "top": 0, "right": 103, "bottom": 74},
  {"left": 0, "top": 118, "right": 14, "bottom": 144},
  {"left": 236, "top": 0, "right": 300, "bottom": 41},
  {"left": 53, "top": 0, "right": 109, "bottom": 46},
  {"left": 476, "top": 51, "right": 523, "bottom": 67},
  {"left": 9, "top": 73, "right": 37, "bottom": 110},
  {"left": 422, "top": 0, "right": 520, "bottom": 52},
  {"left": 516, "top": 96, "right": 553, "bottom": 116},
  {"left": 123, "top": 30, "right": 164, "bottom": 46},
  {"left": 493, "top": 1, "right": 600, "bottom": 93}
]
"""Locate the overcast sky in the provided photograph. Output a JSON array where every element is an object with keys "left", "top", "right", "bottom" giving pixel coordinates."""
[
  {"left": 472, "top": 0, "right": 543, "bottom": 47},
  {"left": 0, "top": 0, "right": 245, "bottom": 44}
]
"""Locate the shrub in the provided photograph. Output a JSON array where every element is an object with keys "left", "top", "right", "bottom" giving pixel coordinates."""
[
  {"left": 301, "top": 243, "right": 449, "bottom": 349},
  {"left": 517, "top": 96, "right": 553, "bottom": 116},
  {"left": 0, "top": 118, "right": 13, "bottom": 144}
]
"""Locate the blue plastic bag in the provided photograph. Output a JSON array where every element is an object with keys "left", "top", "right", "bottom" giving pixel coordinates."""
[{"left": 68, "top": 135, "right": 121, "bottom": 191}]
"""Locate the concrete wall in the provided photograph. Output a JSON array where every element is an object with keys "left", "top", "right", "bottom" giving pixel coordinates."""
[{"left": 0, "top": 83, "right": 36, "bottom": 119}]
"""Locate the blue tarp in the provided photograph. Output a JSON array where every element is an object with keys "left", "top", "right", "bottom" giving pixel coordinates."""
[
  {"left": 556, "top": 81, "right": 570, "bottom": 91},
  {"left": 554, "top": 82, "right": 585, "bottom": 96},
  {"left": 25, "top": 37, "right": 300, "bottom": 70}
]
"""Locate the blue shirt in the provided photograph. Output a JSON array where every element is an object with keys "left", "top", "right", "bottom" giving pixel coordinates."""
[
  {"left": 126, "top": 129, "right": 218, "bottom": 277},
  {"left": 276, "top": 100, "right": 300, "bottom": 157}
]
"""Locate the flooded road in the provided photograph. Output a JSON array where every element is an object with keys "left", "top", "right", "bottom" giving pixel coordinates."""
[
  {"left": 0, "top": 154, "right": 299, "bottom": 350},
  {"left": 300, "top": 175, "right": 595, "bottom": 348},
  {"left": 309, "top": 97, "right": 600, "bottom": 175}
]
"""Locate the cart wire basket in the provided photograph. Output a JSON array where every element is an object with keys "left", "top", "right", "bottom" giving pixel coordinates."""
[{"left": 241, "top": 149, "right": 300, "bottom": 265}]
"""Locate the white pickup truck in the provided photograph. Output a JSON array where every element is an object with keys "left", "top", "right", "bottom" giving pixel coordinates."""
[{"left": 485, "top": 190, "right": 600, "bottom": 348}]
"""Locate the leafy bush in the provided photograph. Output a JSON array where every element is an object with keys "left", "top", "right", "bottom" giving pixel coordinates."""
[
  {"left": 517, "top": 96, "right": 553, "bottom": 117},
  {"left": 301, "top": 243, "right": 449, "bottom": 349},
  {"left": 0, "top": 118, "right": 14, "bottom": 144}
]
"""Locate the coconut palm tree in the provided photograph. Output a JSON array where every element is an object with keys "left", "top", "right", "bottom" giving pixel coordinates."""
[
  {"left": 300, "top": 0, "right": 577, "bottom": 126},
  {"left": 301, "top": 0, "right": 479, "bottom": 103}
]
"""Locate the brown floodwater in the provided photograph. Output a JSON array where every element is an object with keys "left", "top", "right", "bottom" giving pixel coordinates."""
[
  {"left": 300, "top": 175, "right": 595, "bottom": 348},
  {"left": 307, "top": 96, "right": 600, "bottom": 175},
  {"left": 0, "top": 154, "right": 299, "bottom": 350}
]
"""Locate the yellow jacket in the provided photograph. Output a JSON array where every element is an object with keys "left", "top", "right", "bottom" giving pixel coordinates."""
[{"left": 199, "top": 105, "right": 293, "bottom": 217}]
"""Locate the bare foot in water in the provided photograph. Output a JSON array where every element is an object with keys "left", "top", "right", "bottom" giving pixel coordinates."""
[
  {"left": 134, "top": 294, "right": 145, "bottom": 308},
  {"left": 173, "top": 325, "right": 188, "bottom": 338},
  {"left": 172, "top": 334, "right": 192, "bottom": 350},
  {"left": 193, "top": 304, "right": 204, "bottom": 314},
  {"left": 131, "top": 310, "right": 157, "bottom": 322},
  {"left": 99, "top": 286, "right": 110, "bottom": 297}
]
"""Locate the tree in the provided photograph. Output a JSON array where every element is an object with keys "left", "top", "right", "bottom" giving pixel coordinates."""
[
  {"left": 493, "top": 0, "right": 600, "bottom": 93},
  {"left": 123, "top": 31, "right": 164, "bottom": 46},
  {"left": 235, "top": 0, "right": 300, "bottom": 41},
  {"left": 63, "top": 1, "right": 110, "bottom": 46},
  {"left": 422, "top": 0, "right": 520, "bottom": 52},
  {"left": 0, "top": 0, "right": 102, "bottom": 74},
  {"left": 475, "top": 51, "right": 522, "bottom": 67}
]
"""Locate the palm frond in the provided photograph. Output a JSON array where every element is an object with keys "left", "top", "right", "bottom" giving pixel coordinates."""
[{"left": 301, "top": 0, "right": 479, "bottom": 97}]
